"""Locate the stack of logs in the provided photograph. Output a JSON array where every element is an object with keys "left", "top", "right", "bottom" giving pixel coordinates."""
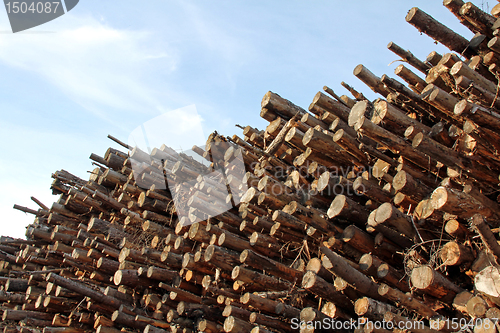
[{"left": 5, "top": 1, "right": 500, "bottom": 332}]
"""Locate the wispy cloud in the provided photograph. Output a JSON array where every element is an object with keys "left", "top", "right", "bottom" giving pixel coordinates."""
[{"left": 0, "top": 14, "right": 179, "bottom": 123}]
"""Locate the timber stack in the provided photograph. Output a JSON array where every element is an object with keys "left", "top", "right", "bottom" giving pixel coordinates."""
[{"left": 4, "top": 1, "right": 500, "bottom": 332}]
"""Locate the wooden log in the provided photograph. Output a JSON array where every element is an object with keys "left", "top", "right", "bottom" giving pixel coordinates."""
[
  {"left": 271, "top": 210, "right": 306, "bottom": 231},
  {"left": 426, "top": 50, "right": 442, "bottom": 66},
  {"left": 454, "top": 100, "right": 500, "bottom": 132},
  {"left": 111, "top": 310, "right": 147, "bottom": 330},
  {"left": 439, "top": 241, "right": 474, "bottom": 266},
  {"left": 240, "top": 249, "right": 303, "bottom": 283},
  {"left": 371, "top": 100, "right": 430, "bottom": 136},
  {"left": 392, "top": 170, "right": 432, "bottom": 202},
  {"left": 284, "top": 126, "right": 307, "bottom": 151},
  {"left": 301, "top": 271, "right": 354, "bottom": 314},
  {"left": 143, "top": 325, "right": 169, "bottom": 333},
  {"left": 343, "top": 225, "right": 380, "bottom": 254},
  {"left": 240, "top": 292, "right": 280, "bottom": 315},
  {"left": 445, "top": 219, "right": 471, "bottom": 240},
  {"left": 46, "top": 273, "right": 122, "bottom": 309},
  {"left": 459, "top": 2, "right": 496, "bottom": 36},
  {"left": 387, "top": 42, "right": 430, "bottom": 74},
  {"left": 431, "top": 187, "right": 494, "bottom": 219},
  {"left": 353, "top": 176, "right": 393, "bottom": 204},
  {"left": 414, "top": 133, "right": 498, "bottom": 185},
  {"left": 261, "top": 91, "right": 307, "bottom": 120},
  {"left": 301, "top": 112, "right": 328, "bottom": 130},
  {"left": 302, "top": 128, "right": 346, "bottom": 161},
  {"left": 327, "top": 195, "right": 370, "bottom": 227},
  {"left": 359, "top": 253, "right": 385, "bottom": 277},
  {"left": 353, "top": 65, "right": 389, "bottom": 97},
  {"left": 470, "top": 214, "right": 500, "bottom": 259},
  {"left": 223, "top": 316, "right": 255, "bottom": 332},
  {"left": 197, "top": 319, "right": 223, "bottom": 333},
  {"left": 374, "top": 203, "right": 416, "bottom": 239},
  {"left": 311, "top": 91, "right": 350, "bottom": 122},
  {"left": 467, "top": 295, "right": 491, "bottom": 318},
  {"left": 450, "top": 61, "right": 497, "bottom": 94},
  {"left": 204, "top": 244, "right": 240, "bottom": 273},
  {"left": 5, "top": 278, "right": 28, "bottom": 292},
  {"left": 443, "top": 0, "right": 478, "bottom": 32},
  {"left": 354, "top": 117, "right": 441, "bottom": 174},
  {"left": 249, "top": 312, "right": 292, "bottom": 332},
  {"left": 410, "top": 265, "right": 463, "bottom": 302},
  {"left": 332, "top": 129, "right": 368, "bottom": 164},
  {"left": 394, "top": 65, "right": 426, "bottom": 92},
  {"left": 2, "top": 309, "right": 55, "bottom": 321},
  {"left": 376, "top": 263, "right": 409, "bottom": 293},
  {"left": 146, "top": 266, "right": 178, "bottom": 282},
  {"left": 355, "top": 297, "right": 396, "bottom": 321},
  {"left": 305, "top": 257, "right": 332, "bottom": 282},
  {"left": 378, "top": 283, "right": 438, "bottom": 319},
  {"left": 426, "top": 85, "right": 461, "bottom": 117},
  {"left": 321, "top": 246, "right": 384, "bottom": 301}
]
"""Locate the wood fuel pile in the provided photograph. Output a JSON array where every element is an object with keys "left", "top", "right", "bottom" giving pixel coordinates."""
[{"left": 4, "top": 1, "right": 500, "bottom": 332}]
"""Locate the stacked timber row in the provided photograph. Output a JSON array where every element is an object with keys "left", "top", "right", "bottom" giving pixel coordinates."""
[{"left": 4, "top": 1, "right": 500, "bottom": 332}]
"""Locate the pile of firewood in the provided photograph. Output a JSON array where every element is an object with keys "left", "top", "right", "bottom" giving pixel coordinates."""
[{"left": 4, "top": 1, "right": 500, "bottom": 332}]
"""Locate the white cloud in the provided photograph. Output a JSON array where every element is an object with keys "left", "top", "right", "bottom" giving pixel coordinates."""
[
  {"left": 0, "top": 14, "right": 179, "bottom": 123},
  {"left": 128, "top": 104, "right": 206, "bottom": 153}
]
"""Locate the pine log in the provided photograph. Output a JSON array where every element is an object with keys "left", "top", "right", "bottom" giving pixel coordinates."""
[
  {"left": 301, "top": 271, "right": 354, "bottom": 314},
  {"left": 376, "top": 263, "right": 409, "bottom": 292},
  {"left": 432, "top": 187, "right": 494, "bottom": 219},
  {"left": 470, "top": 214, "right": 500, "bottom": 259},
  {"left": 311, "top": 91, "right": 350, "bottom": 122},
  {"left": 387, "top": 42, "right": 430, "bottom": 74},
  {"left": 454, "top": 100, "right": 500, "bottom": 132},
  {"left": 410, "top": 265, "right": 463, "bottom": 302},
  {"left": 406, "top": 7, "right": 471, "bottom": 57},
  {"left": 327, "top": 195, "right": 370, "bottom": 227},
  {"left": 450, "top": 61, "right": 497, "bottom": 94},
  {"left": 394, "top": 65, "right": 426, "bottom": 92},
  {"left": 231, "top": 266, "right": 290, "bottom": 291},
  {"left": 459, "top": 2, "right": 496, "bottom": 36},
  {"left": 371, "top": 100, "right": 430, "bottom": 136},
  {"left": 321, "top": 246, "right": 384, "bottom": 301},
  {"left": 46, "top": 273, "right": 122, "bottom": 309},
  {"left": 353, "top": 65, "right": 389, "bottom": 97},
  {"left": 354, "top": 117, "right": 441, "bottom": 174},
  {"left": 374, "top": 203, "right": 416, "bottom": 239},
  {"left": 392, "top": 170, "right": 432, "bottom": 202},
  {"left": 223, "top": 315, "right": 255, "bottom": 332},
  {"left": 439, "top": 241, "right": 474, "bottom": 266},
  {"left": 354, "top": 297, "right": 396, "bottom": 321},
  {"left": 378, "top": 283, "right": 438, "bottom": 319},
  {"left": 240, "top": 249, "right": 303, "bottom": 283}
]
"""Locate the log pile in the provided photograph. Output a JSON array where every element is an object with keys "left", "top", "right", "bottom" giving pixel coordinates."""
[{"left": 4, "top": 1, "right": 500, "bottom": 332}]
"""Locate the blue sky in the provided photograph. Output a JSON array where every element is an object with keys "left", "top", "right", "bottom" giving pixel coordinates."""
[{"left": 0, "top": 0, "right": 494, "bottom": 238}]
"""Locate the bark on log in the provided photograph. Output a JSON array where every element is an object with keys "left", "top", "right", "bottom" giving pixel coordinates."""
[
  {"left": 378, "top": 283, "right": 438, "bottom": 319},
  {"left": 470, "top": 214, "right": 500, "bottom": 258},
  {"left": 387, "top": 42, "right": 431, "bottom": 74},
  {"left": 406, "top": 7, "right": 471, "bottom": 57},
  {"left": 410, "top": 265, "right": 463, "bottom": 302},
  {"left": 321, "top": 246, "right": 384, "bottom": 301}
]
